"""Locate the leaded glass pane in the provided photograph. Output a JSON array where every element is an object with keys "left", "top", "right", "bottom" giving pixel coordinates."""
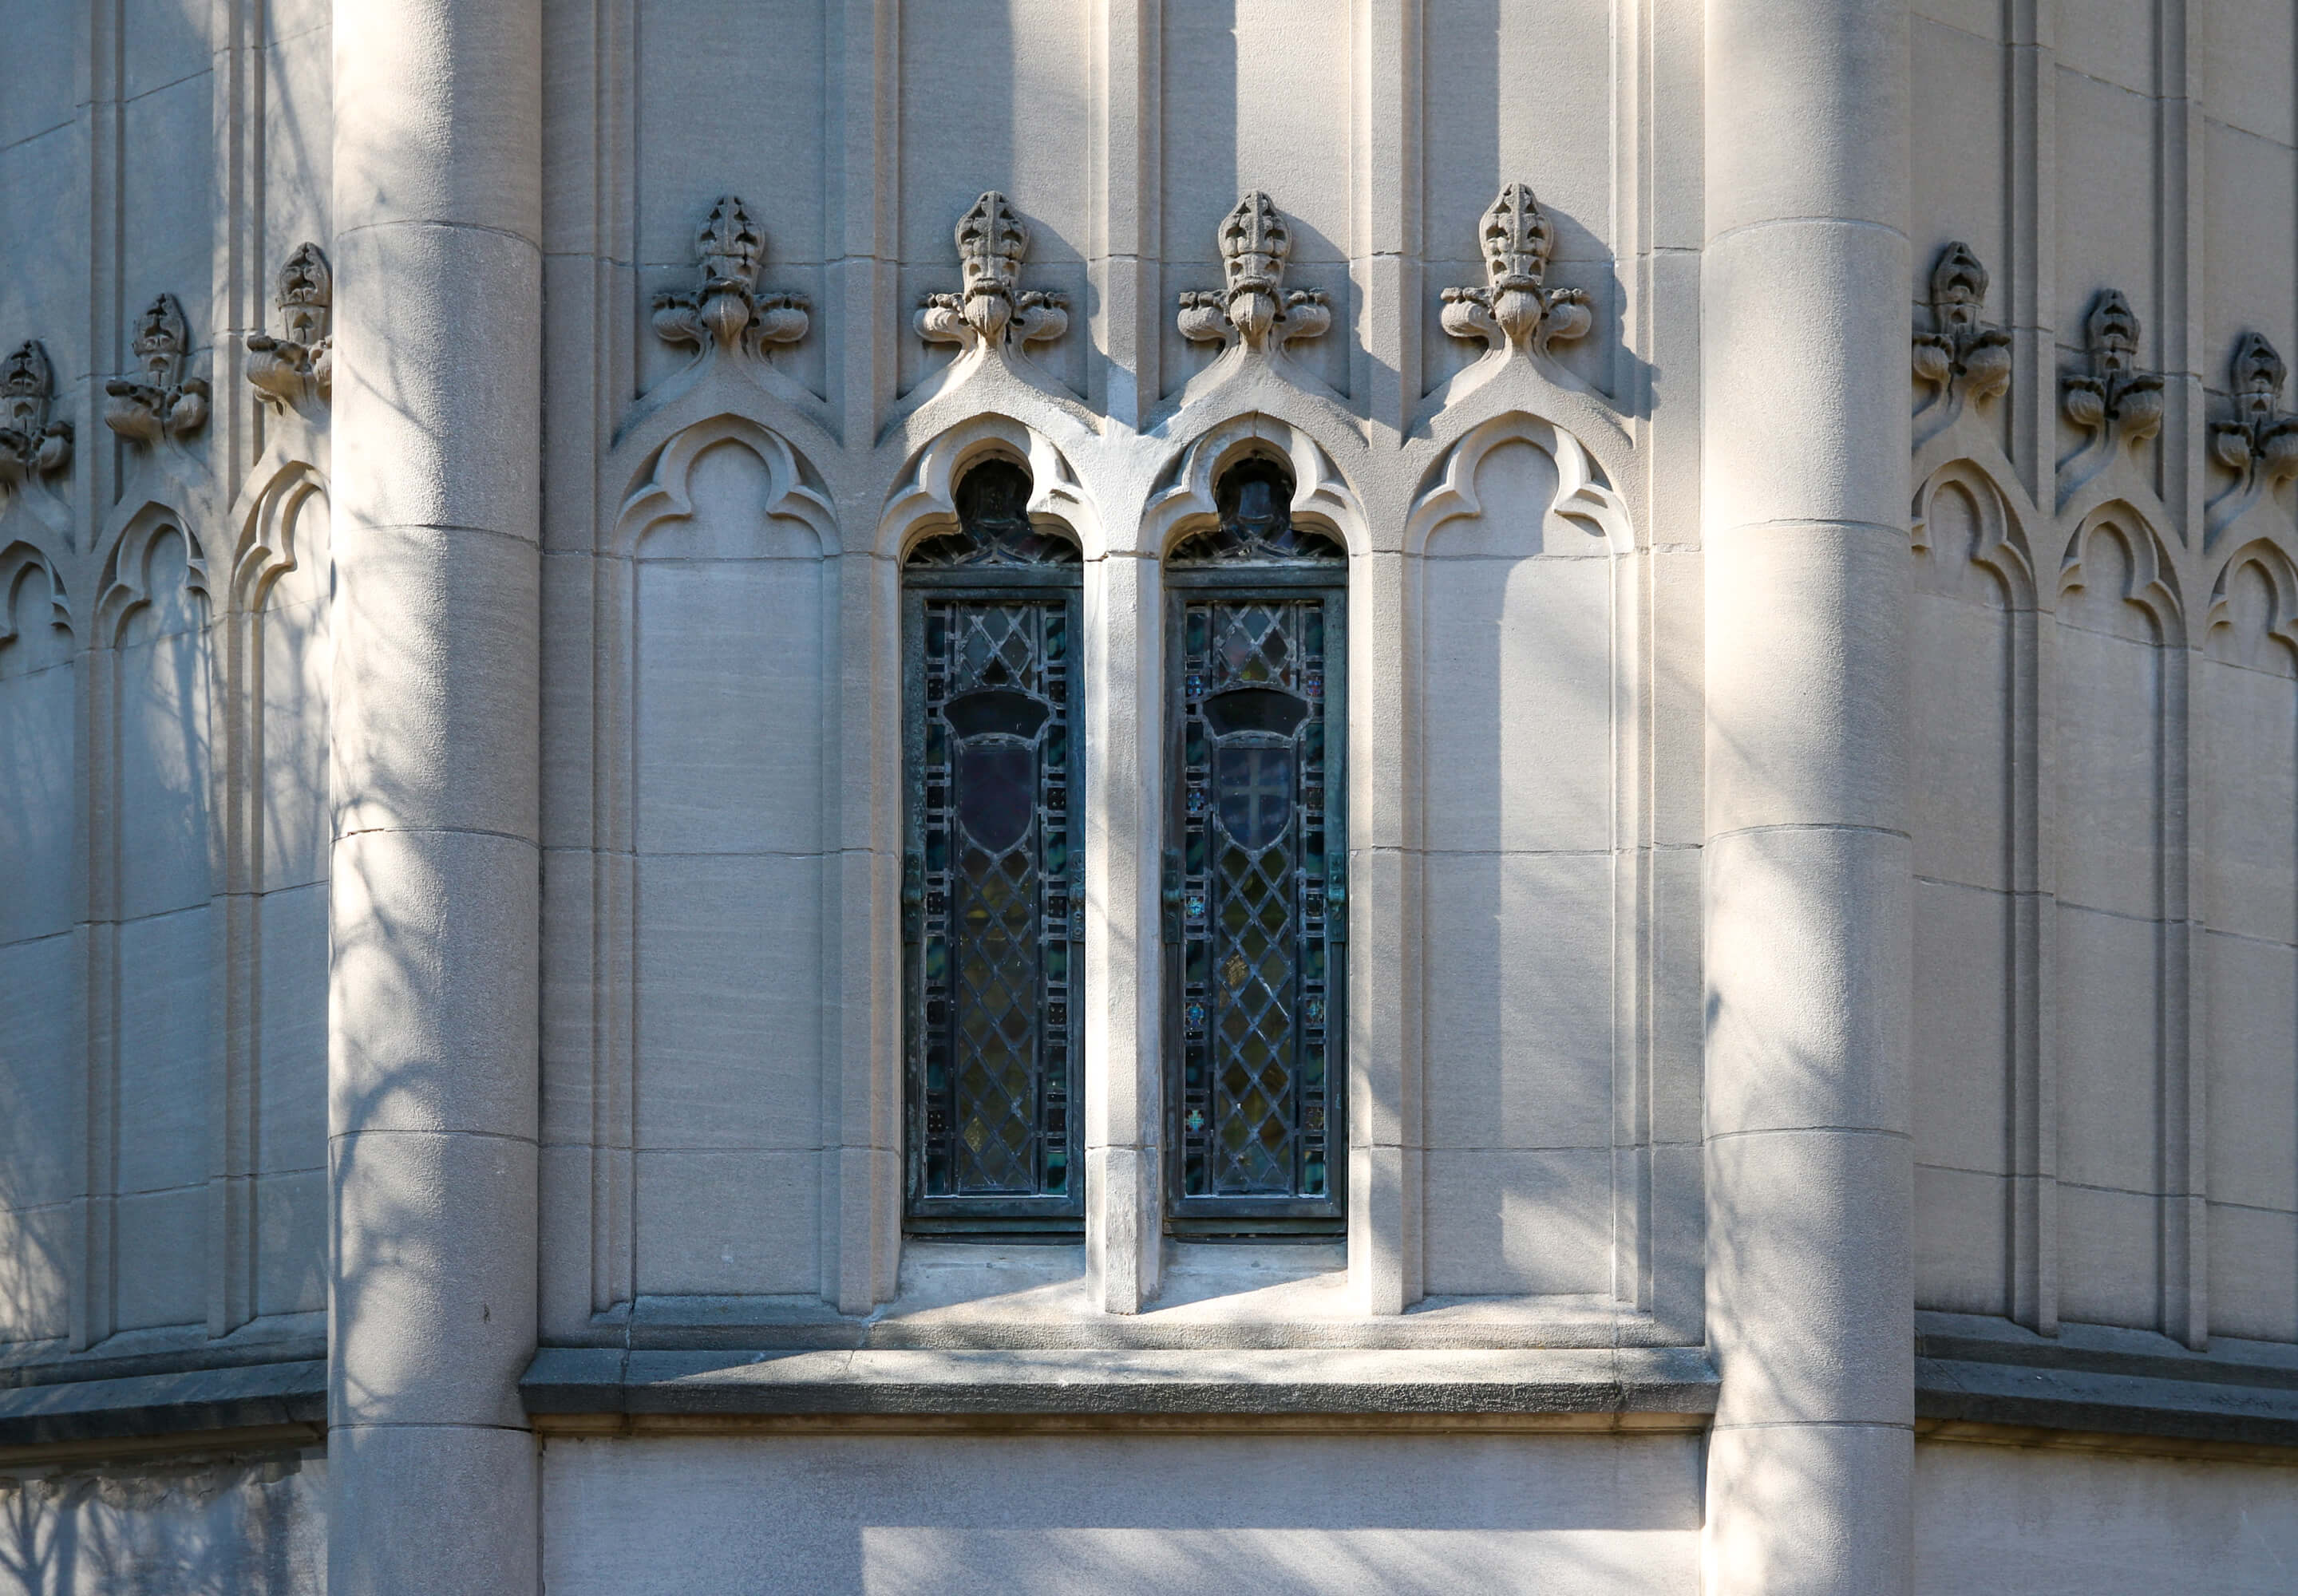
[
  {"left": 1165, "top": 464, "right": 1347, "bottom": 1232},
  {"left": 1166, "top": 457, "right": 1346, "bottom": 565},
  {"left": 904, "top": 464, "right": 1082, "bottom": 1231}
]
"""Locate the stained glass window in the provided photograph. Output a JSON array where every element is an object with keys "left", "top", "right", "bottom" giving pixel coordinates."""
[
  {"left": 1166, "top": 457, "right": 1347, "bottom": 1234},
  {"left": 904, "top": 460, "right": 1084, "bottom": 1232}
]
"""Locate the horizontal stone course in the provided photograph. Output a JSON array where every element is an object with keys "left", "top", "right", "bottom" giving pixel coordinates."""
[{"left": 520, "top": 1345, "right": 1722, "bottom": 1420}]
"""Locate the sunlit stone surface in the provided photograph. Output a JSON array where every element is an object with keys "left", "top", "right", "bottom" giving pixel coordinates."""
[{"left": 1, "top": 2, "right": 2296, "bottom": 1590}]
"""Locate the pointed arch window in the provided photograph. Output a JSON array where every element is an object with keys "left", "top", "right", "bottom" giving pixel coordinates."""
[
  {"left": 1165, "top": 457, "right": 1347, "bottom": 1235},
  {"left": 904, "top": 460, "right": 1084, "bottom": 1232}
]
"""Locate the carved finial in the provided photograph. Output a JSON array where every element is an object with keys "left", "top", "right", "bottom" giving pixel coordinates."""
[
  {"left": 1440, "top": 183, "right": 1590, "bottom": 358},
  {"left": 1176, "top": 192, "right": 1329, "bottom": 354},
  {"left": 917, "top": 191, "right": 1068, "bottom": 355},
  {"left": 104, "top": 293, "right": 209, "bottom": 446},
  {"left": 652, "top": 196, "right": 809, "bottom": 363},
  {"left": 2208, "top": 333, "right": 2298, "bottom": 499},
  {"left": 2061, "top": 290, "right": 2163, "bottom": 453},
  {"left": 246, "top": 242, "right": 333, "bottom": 413},
  {"left": 2213, "top": 333, "right": 2298, "bottom": 471},
  {"left": 1912, "top": 242, "right": 2011, "bottom": 425},
  {"left": 0, "top": 339, "right": 72, "bottom": 492}
]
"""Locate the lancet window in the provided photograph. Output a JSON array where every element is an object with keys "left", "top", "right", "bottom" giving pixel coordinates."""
[
  {"left": 902, "top": 460, "right": 1085, "bottom": 1232},
  {"left": 1165, "top": 457, "right": 1347, "bottom": 1235}
]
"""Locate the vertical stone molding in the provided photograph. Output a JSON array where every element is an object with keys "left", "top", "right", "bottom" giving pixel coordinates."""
[
  {"left": 1703, "top": 1, "right": 1915, "bottom": 1592},
  {"left": 328, "top": 1, "right": 543, "bottom": 1592}
]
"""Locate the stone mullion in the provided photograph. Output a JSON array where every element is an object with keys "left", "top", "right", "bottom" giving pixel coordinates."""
[{"left": 1085, "top": 544, "right": 1164, "bottom": 1313}]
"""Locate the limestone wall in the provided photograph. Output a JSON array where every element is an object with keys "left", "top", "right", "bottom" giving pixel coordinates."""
[
  {"left": 0, "top": 1448, "right": 324, "bottom": 1596},
  {"left": 0, "top": 0, "right": 333, "bottom": 1357},
  {"left": 538, "top": 1432, "right": 1702, "bottom": 1596},
  {"left": 1908, "top": 0, "right": 2298, "bottom": 1347},
  {"left": 0, "top": 0, "right": 2296, "bottom": 1589},
  {"left": 523, "top": 0, "right": 1707, "bottom": 1329},
  {"left": 1913, "top": 1440, "right": 2298, "bottom": 1594}
]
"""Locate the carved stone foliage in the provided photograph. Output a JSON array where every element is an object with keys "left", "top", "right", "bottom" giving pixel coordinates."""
[
  {"left": 1912, "top": 241, "right": 2011, "bottom": 421},
  {"left": 104, "top": 293, "right": 210, "bottom": 446},
  {"left": 1176, "top": 192, "right": 1331, "bottom": 354},
  {"left": 0, "top": 339, "right": 72, "bottom": 492},
  {"left": 245, "top": 242, "right": 332, "bottom": 414},
  {"left": 916, "top": 192, "right": 1068, "bottom": 358},
  {"left": 1439, "top": 183, "right": 1591, "bottom": 358},
  {"left": 2061, "top": 290, "right": 2163, "bottom": 455},
  {"left": 2210, "top": 334, "right": 2298, "bottom": 485},
  {"left": 651, "top": 195, "right": 810, "bottom": 363},
  {"left": 2203, "top": 334, "right": 2298, "bottom": 535}
]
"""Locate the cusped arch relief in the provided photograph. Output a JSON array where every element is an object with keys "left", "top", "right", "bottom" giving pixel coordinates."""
[
  {"left": 2050, "top": 498, "right": 2188, "bottom": 1333},
  {"left": 1143, "top": 414, "right": 1365, "bottom": 560},
  {"left": 1912, "top": 460, "right": 2036, "bottom": 607},
  {"left": 880, "top": 413, "right": 1097, "bottom": 561},
  {"left": 1904, "top": 456, "right": 2043, "bottom": 1321},
  {"left": 0, "top": 537, "right": 77, "bottom": 1277},
  {"left": 0, "top": 542, "right": 70, "bottom": 650},
  {"left": 615, "top": 413, "right": 837, "bottom": 555},
  {"left": 2193, "top": 535, "right": 2298, "bottom": 1343},
  {"left": 1404, "top": 411, "right": 1633, "bottom": 556},
  {"left": 97, "top": 502, "right": 211, "bottom": 646},
  {"left": 1400, "top": 410, "right": 1632, "bottom": 1299},
  {"left": 228, "top": 460, "right": 330, "bottom": 614},
  {"left": 603, "top": 410, "right": 841, "bottom": 1305},
  {"left": 2205, "top": 539, "right": 2298, "bottom": 673},
  {"left": 208, "top": 455, "right": 334, "bottom": 1330},
  {"left": 2059, "top": 502, "right": 2183, "bottom": 646}
]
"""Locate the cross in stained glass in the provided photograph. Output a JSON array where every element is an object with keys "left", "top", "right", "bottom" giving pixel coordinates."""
[{"left": 1216, "top": 745, "right": 1293, "bottom": 850}]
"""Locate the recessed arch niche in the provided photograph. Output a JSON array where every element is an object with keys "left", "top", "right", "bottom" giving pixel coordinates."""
[
  {"left": 1406, "top": 413, "right": 1630, "bottom": 1298},
  {"left": 613, "top": 417, "right": 840, "bottom": 1298}
]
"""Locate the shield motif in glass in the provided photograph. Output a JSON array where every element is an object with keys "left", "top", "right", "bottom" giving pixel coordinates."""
[
  {"left": 1165, "top": 459, "right": 1347, "bottom": 1231},
  {"left": 904, "top": 462, "right": 1083, "bottom": 1231}
]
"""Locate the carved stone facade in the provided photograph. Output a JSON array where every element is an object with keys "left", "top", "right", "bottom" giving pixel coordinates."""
[{"left": 3, "top": 2, "right": 2298, "bottom": 1594}]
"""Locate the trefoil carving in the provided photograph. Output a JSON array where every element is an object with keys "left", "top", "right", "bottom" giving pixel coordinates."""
[
  {"left": 1911, "top": 241, "right": 2010, "bottom": 439},
  {"left": 246, "top": 242, "right": 332, "bottom": 414},
  {"left": 2060, "top": 290, "right": 2163, "bottom": 456},
  {"left": 1176, "top": 192, "right": 1331, "bottom": 354},
  {"left": 651, "top": 196, "right": 809, "bottom": 363},
  {"left": 105, "top": 294, "right": 209, "bottom": 446},
  {"left": 0, "top": 339, "right": 72, "bottom": 493},
  {"left": 1439, "top": 183, "right": 1591, "bottom": 359},
  {"left": 916, "top": 192, "right": 1068, "bottom": 358}
]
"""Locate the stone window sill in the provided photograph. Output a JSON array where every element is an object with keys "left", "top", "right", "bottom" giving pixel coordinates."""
[
  {"left": 581, "top": 1241, "right": 1695, "bottom": 1353},
  {"left": 520, "top": 1344, "right": 1721, "bottom": 1432}
]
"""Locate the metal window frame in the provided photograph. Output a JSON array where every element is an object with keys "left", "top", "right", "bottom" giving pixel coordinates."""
[
  {"left": 1162, "top": 562, "right": 1350, "bottom": 1237},
  {"left": 902, "top": 561, "right": 1086, "bottom": 1235}
]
